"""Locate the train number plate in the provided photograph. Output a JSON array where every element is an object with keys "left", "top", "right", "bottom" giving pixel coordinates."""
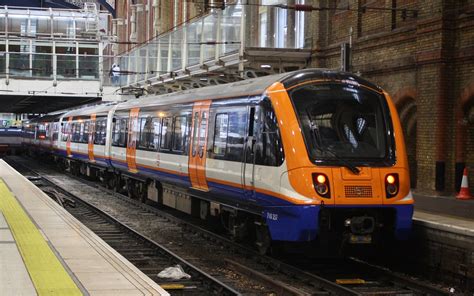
[{"left": 349, "top": 234, "right": 372, "bottom": 244}]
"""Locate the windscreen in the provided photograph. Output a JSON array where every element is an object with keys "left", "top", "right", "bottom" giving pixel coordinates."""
[{"left": 289, "top": 83, "right": 394, "bottom": 164}]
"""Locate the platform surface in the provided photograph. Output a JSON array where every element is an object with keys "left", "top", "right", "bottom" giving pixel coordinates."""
[
  {"left": 0, "top": 160, "right": 169, "bottom": 296},
  {"left": 413, "top": 192, "right": 474, "bottom": 237}
]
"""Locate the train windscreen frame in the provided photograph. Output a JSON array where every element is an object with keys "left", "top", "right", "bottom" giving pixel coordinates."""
[{"left": 288, "top": 82, "right": 395, "bottom": 167}]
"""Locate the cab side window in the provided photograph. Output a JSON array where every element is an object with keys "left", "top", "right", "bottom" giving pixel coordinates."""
[{"left": 254, "top": 100, "right": 285, "bottom": 166}]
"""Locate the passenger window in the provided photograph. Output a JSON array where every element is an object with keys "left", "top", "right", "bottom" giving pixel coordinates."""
[
  {"left": 44, "top": 123, "right": 50, "bottom": 140},
  {"left": 94, "top": 118, "right": 106, "bottom": 145},
  {"left": 94, "top": 120, "right": 100, "bottom": 145},
  {"left": 137, "top": 117, "right": 160, "bottom": 151},
  {"left": 87, "top": 120, "right": 94, "bottom": 144},
  {"left": 81, "top": 121, "right": 89, "bottom": 143},
  {"left": 100, "top": 119, "right": 107, "bottom": 145},
  {"left": 119, "top": 119, "right": 128, "bottom": 147},
  {"left": 198, "top": 112, "right": 208, "bottom": 157},
  {"left": 73, "top": 122, "right": 80, "bottom": 142},
  {"left": 69, "top": 123, "right": 74, "bottom": 142},
  {"left": 52, "top": 123, "right": 59, "bottom": 141},
  {"left": 112, "top": 118, "right": 120, "bottom": 146},
  {"left": 112, "top": 117, "right": 128, "bottom": 147},
  {"left": 151, "top": 117, "right": 161, "bottom": 150},
  {"left": 160, "top": 117, "right": 172, "bottom": 150},
  {"left": 172, "top": 116, "right": 187, "bottom": 152},
  {"left": 61, "top": 122, "right": 67, "bottom": 141},
  {"left": 138, "top": 117, "right": 151, "bottom": 150},
  {"left": 212, "top": 113, "right": 228, "bottom": 156}
]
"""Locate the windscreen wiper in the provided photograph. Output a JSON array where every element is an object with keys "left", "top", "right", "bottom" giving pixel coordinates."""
[{"left": 316, "top": 145, "right": 361, "bottom": 175}]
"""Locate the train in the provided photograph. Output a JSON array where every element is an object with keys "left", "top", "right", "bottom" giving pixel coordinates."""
[{"left": 22, "top": 69, "right": 414, "bottom": 253}]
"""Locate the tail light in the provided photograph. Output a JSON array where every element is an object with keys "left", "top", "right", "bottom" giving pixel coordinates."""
[
  {"left": 385, "top": 173, "right": 399, "bottom": 198},
  {"left": 313, "top": 173, "right": 330, "bottom": 198}
]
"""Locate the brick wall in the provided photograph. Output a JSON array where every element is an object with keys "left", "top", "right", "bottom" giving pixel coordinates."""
[
  {"left": 310, "top": 0, "right": 474, "bottom": 194},
  {"left": 111, "top": 0, "right": 474, "bottom": 195}
]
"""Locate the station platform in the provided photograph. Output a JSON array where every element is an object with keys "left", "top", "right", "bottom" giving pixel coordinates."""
[
  {"left": 0, "top": 160, "right": 169, "bottom": 296},
  {"left": 411, "top": 191, "right": 473, "bottom": 290},
  {"left": 412, "top": 190, "right": 473, "bottom": 241},
  {"left": 413, "top": 191, "right": 473, "bottom": 232},
  {"left": 414, "top": 192, "right": 474, "bottom": 220}
]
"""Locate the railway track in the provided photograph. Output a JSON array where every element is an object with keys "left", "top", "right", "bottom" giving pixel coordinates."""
[
  {"left": 5, "top": 156, "right": 452, "bottom": 295},
  {"left": 7, "top": 159, "right": 239, "bottom": 295}
]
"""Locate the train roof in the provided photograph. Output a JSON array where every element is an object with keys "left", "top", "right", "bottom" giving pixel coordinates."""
[
  {"left": 115, "top": 72, "right": 289, "bottom": 110},
  {"left": 114, "top": 68, "right": 382, "bottom": 110},
  {"left": 61, "top": 102, "right": 118, "bottom": 118},
  {"left": 280, "top": 68, "right": 382, "bottom": 92},
  {"left": 25, "top": 113, "right": 63, "bottom": 124},
  {"left": 47, "top": 69, "right": 383, "bottom": 118}
]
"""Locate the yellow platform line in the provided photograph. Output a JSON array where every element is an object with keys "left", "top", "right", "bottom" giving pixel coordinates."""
[{"left": 0, "top": 179, "right": 82, "bottom": 296}]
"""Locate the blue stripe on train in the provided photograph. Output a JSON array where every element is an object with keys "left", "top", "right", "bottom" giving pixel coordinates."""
[
  {"left": 262, "top": 204, "right": 413, "bottom": 241},
  {"left": 136, "top": 163, "right": 191, "bottom": 187},
  {"left": 206, "top": 180, "right": 294, "bottom": 207}
]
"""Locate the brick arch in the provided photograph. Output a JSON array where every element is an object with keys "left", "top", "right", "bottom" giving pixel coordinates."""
[
  {"left": 455, "top": 81, "right": 474, "bottom": 163},
  {"left": 392, "top": 88, "right": 417, "bottom": 109},
  {"left": 455, "top": 81, "right": 474, "bottom": 191},
  {"left": 460, "top": 81, "right": 474, "bottom": 108},
  {"left": 392, "top": 88, "right": 417, "bottom": 189}
]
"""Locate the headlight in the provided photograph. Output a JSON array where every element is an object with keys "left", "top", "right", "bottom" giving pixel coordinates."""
[
  {"left": 313, "top": 173, "right": 330, "bottom": 198},
  {"left": 385, "top": 174, "right": 399, "bottom": 198}
]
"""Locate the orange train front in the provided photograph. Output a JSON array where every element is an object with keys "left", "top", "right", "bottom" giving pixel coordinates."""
[{"left": 262, "top": 70, "right": 413, "bottom": 245}]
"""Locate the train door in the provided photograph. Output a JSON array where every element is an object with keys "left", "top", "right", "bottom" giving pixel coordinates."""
[
  {"left": 243, "top": 106, "right": 257, "bottom": 202},
  {"left": 189, "top": 100, "right": 211, "bottom": 191},
  {"left": 126, "top": 108, "right": 140, "bottom": 173},
  {"left": 66, "top": 116, "right": 73, "bottom": 157},
  {"left": 88, "top": 114, "right": 96, "bottom": 163},
  {"left": 105, "top": 106, "right": 118, "bottom": 166}
]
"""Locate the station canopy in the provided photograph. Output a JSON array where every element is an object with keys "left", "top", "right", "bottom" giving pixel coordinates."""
[{"left": 0, "top": 94, "right": 101, "bottom": 114}]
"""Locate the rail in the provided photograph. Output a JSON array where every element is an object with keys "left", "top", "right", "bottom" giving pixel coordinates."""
[{"left": 10, "top": 159, "right": 240, "bottom": 295}]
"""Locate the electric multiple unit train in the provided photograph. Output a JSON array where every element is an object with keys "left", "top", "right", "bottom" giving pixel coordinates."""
[{"left": 22, "top": 69, "right": 414, "bottom": 253}]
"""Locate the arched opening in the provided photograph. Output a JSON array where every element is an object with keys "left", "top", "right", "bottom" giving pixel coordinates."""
[
  {"left": 396, "top": 96, "right": 417, "bottom": 189},
  {"left": 455, "top": 82, "right": 474, "bottom": 193},
  {"left": 456, "top": 95, "right": 474, "bottom": 192}
]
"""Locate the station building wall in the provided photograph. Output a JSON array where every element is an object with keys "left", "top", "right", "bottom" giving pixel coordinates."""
[
  {"left": 114, "top": 0, "right": 210, "bottom": 54},
  {"left": 310, "top": 0, "right": 474, "bottom": 194}
]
